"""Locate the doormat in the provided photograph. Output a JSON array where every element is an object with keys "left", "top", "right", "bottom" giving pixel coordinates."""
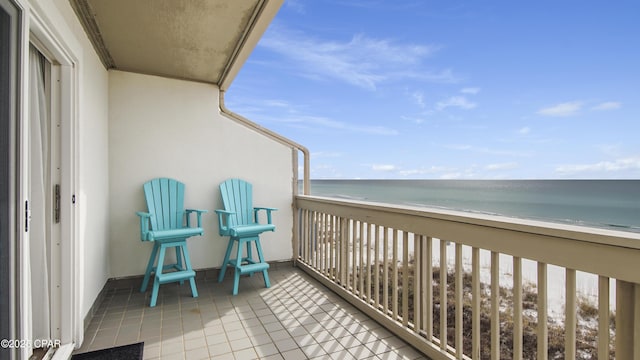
[{"left": 71, "top": 342, "right": 143, "bottom": 360}]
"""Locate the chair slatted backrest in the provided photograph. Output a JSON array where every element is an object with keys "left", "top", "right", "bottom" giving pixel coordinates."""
[
  {"left": 143, "top": 178, "right": 185, "bottom": 231},
  {"left": 219, "top": 179, "right": 254, "bottom": 228}
]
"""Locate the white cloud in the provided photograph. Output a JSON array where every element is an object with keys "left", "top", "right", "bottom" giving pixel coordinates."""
[
  {"left": 556, "top": 157, "right": 640, "bottom": 175},
  {"left": 372, "top": 164, "right": 397, "bottom": 172},
  {"left": 518, "top": 126, "right": 531, "bottom": 135},
  {"left": 260, "top": 27, "right": 453, "bottom": 90},
  {"left": 485, "top": 162, "right": 518, "bottom": 171},
  {"left": 538, "top": 100, "right": 621, "bottom": 116},
  {"left": 447, "top": 144, "right": 531, "bottom": 157},
  {"left": 440, "top": 172, "right": 465, "bottom": 179},
  {"left": 537, "top": 101, "right": 583, "bottom": 117},
  {"left": 311, "top": 163, "right": 343, "bottom": 179},
  {"left": 592, "top": 101, "right": 621, "bottom": 111},
  {"left": 239, "top": 103, "right": 399, "bottom": 136},
  {"left": 460, "top": 87, "right": 480, "bottom": 95},
  {"left": 296, "top": 115, "right": 399, "bottom": 135},
  {"left": 263, "top": 99, "right": 292, "bottom": 108},
  {"left": 436, "top": 96, "right": 477, "bottom": 110},
  {"left": 398, "top": 166, "right": 449, "bottom": 176}
]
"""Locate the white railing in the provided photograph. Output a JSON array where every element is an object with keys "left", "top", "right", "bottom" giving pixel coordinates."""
[{"left": 294, "top": 195, "right": 640, "bottom": 360}]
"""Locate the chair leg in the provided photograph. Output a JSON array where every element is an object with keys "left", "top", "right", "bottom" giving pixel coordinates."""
[
  {"left": 255, "top": 238, "right": 270, "bottom": 289},
  {"left": 150, "top": 244, "right": 167, "bottom": 307},
  {"left": 175, "top": 245, "right": 185, "bottom": 285},
  {"left": 246, "top": 241, "right": 253, "bottom": 262},
  {"left": 218, "top": 238, "right": 235, "bottom": 282},
  {"left": 232, "top": 239, "right": 243, "bottom": 296},
  {"left": 262, "top": 268, "right": 271, "bottom": 289},
  {"left": 180, "top": 242, "right": 198, "bottom": 298},
  {"left": 247, "top": 241, "right": 255, "bottom": 277},
  {"left": 141, "top": 242, "right": 159, "bottom": 292}
]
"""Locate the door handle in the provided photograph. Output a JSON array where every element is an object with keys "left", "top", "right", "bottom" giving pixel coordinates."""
[
  {"left": 25, "top": 200, "right": 30, "bottom": 232},
  {"left": 54, "top": 184, "right": 60, "bottom": 223}
]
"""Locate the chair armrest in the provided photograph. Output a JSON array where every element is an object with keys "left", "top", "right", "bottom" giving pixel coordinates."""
[
  {"left": 185, "top": 208, "right": 208, "bottom": 228},
  {"left": 253, "top": 207, "right": 278, "bottom": 224},
  {"left": 136, "top": 211, "right": 153, "bottom": 241},
  {"left": 215, "top": 209, "right": 235, "bottom": 235}
]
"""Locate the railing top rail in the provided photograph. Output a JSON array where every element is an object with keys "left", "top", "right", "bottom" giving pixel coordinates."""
[
  {"left": 296, "top": 195, "right": 640, "bottom": 248},
  {"left": 296, "top": 195, "right": 640, "bottom": 283}
]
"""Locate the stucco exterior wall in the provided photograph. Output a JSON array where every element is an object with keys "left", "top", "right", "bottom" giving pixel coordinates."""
[{"left": 108, "top": 70, "right": 295, "bottom": 278}]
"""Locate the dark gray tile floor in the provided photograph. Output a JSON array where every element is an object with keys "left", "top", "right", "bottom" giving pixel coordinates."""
[{"left": 74, "top": 265, "right": 428, "bottom": 360}]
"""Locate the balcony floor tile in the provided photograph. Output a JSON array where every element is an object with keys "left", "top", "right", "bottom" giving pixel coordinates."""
[{"left": 73, "top": 265, "right": 429, "bottom": 359}]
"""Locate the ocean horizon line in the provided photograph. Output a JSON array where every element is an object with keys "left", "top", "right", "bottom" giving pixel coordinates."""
[{"left": 300, "top": 179, "right": 640, "bottom": 234}]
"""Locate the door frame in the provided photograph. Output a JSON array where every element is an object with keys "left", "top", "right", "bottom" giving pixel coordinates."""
[
  {"left": 0, "top": 0, "right": 21, "bottom": 359},
  {"left": 16, "top": 0, "right": 80, "bottom": 356}
]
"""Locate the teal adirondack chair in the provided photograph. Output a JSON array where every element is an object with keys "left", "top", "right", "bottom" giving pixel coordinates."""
[
  {"left": 136, "top": 178, "right": 207, "bottom": 307},
  {"left": 215, "top": 179, "right": 276, "bottom": 295}
]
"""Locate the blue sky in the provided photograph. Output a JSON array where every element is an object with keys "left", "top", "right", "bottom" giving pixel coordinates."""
[{"left": 226, "top": 0, "right": 640, "bottom": 179}]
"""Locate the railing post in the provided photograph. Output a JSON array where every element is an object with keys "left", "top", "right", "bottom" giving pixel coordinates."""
[
  {"left": 440, "top": 240, "right": 448, "bottom": 351},
  {"left": 293, "top": 204, "right": 299, "bottom": 267},
  {"left": 340, "top": 218, "right": 348, "bottom": 287},
  {"left": 616, "top": 280, "right": 640, "bottom": 360}
]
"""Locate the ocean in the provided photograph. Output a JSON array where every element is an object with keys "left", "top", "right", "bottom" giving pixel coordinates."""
[{"left": 306, "top": 179, "right": 640, "bottom": 233}]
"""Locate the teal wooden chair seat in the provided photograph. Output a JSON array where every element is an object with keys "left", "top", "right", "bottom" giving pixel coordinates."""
[
  {"left": 215, "top": 179, "right": 276, "bottom": 295},
  {"left": 137, "top": 178, "right": 207, "bottom": 307},
  {"left": 138, "top": 226, "right": 204, "bottom": 241},
  {"left": 220, "top": 222, "right": 275, "bottom": 238}
]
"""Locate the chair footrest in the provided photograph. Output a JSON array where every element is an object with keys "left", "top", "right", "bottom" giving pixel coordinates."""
[
  {"left": 238, "top": 263, "right": 269, "bottom": 275},
  {"left": 156, "top": 270, "right": 195, "bottom": 284}
]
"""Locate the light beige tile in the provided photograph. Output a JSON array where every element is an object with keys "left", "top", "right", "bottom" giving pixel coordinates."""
[
  {"left": 249, "top": 333, "right": 272, "bottom": 346},
  {"left": 207, "top": 342, "right": 231, "bottom": 356},
  {"left": 225, "top": 328, "right": 247, "bottom": 341},
  {"left": 160, "top": 341, "right": 184, "bottom": 356},
  {"left": 280, "top": 348, "right": 307, "bottom": 360},
  {"left": 203, "top": 323, "right": 225, "bottom": 336},
  {"left": 211, "top": 352, "right": 235, "bottom": 360},
  {"left": 268, "top": 329, "right": 292, "bottom": 342},
  {"left": 311, "top": 329, "right": 333, "bottom": 344},
  {"left": 258, "top": 314, "right": 279, "bottom": 324},
  {"left": 254, "top": 342, "right": 279, "bottom": 357},
  {"left": 318, "top": 338, "right": 344, "bottom": 354},
  {"left": 274, "top": 338, "right": 298, "bottom": 353},
  {"left": 233, "top": 347, "right": 258, "bottom": 360},
  {"left": 300, "top": 343, "right": 327, "bottom": 359},
  {"left": 159, "top": 351, "right": 185, "bottom": 360},
  {"left": 184, "top": 347, "right": 209, "bottom": 360},
  {"left": 183, "top": 337, "right": 206, "bottom": 351},
  {"left": 205, "top": 333, "right": 227, "bottom": 346},
  {"left": 229, "top": 337, "right": 253, "bottom": 351},
  {"left": 337, "top": 334, "right": 361, "bottom": 349},
  {"left": 82, "top": 268, "right": 427, "bottom": 360},
  {"left": 222, "top": 320, "right": 244, "bottom": 332},
  {"left": 348, "top": 345, "right": 375, "bottom": 358},
  {"left": 293, "top": 334, "right": 316, "bottom": 348}
]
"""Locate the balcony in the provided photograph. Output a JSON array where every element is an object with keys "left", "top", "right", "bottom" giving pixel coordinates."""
[{"left": 72, "top": 193, "right": 640, "bottom": 360}]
